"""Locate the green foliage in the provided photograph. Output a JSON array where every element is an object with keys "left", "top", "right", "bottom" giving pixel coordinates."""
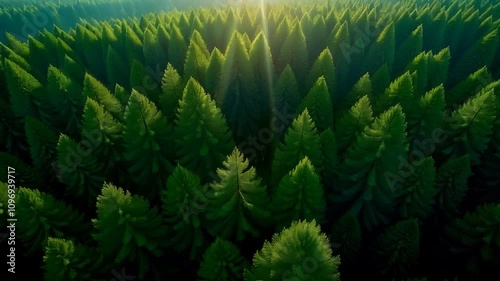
[
  {"left": 271, "top": 109, "right": 323, "bottom": 186},
  {"left": 43, "top": 238, "right": 107, "bottom": 281},
  {"left": 174, "top": 78, "right": 234, "bottom": 181},
  {"left": 198, "top": 238, "right": 248, "bottom": 281},
  {"left": 123, "top": 90, "right": 174, "bottom": 197},
  {"left": 435, "top": 155, "right": 472, "bottom": 217},
  {"left": 16, "top": 187, "right": 90, "bottom": 256},
  {"left": 330, "top": 213, "right": 362, "bottom": 266},
  {"left": 244, "top": 220, "right": 340, "bottom": 281},
  {"left": 161, "top": 165, "right": 206, "bottom": 259},
  {"left": 92, "top": 183, "right": 167, "bottom": 279},
  {"left": 272, "top": 157, "right": 326, "bottom": 231},
  {"left": 206, "top": 147, "right": 270, "bottom": 241},
  {"left": 24, "top": 116, "right": 59, "bottom": 172},
  {"left": 307, "top": 48, "right": 337, "bottom": 103},
  {"left": 298, "top": 76, "right": 334, "bottom": 132},
  {"left": 278, "top": 21, "right": 308, "bottom": 89}
]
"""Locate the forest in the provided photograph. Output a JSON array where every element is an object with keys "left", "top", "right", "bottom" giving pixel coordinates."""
[{"left": 0, "top": 0, "right": 499, "bottom": 280}]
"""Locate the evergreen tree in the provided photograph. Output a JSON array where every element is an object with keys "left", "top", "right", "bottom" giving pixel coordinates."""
[
  {"left": 16, "top": 187, "right": 90, "bottom": 256},
  {"left": 440, "top": 89, "right": 496, "bottom": 165},
  {"left": 394, "top": 25, "right": 423, "bottom": 76},
  {"left": 373, "top": 71, "right": 415, "bottom": 117},
  {"left": 362, "top": 23, "right": 395, "bottom": 75},
  {"left": 159, "top": 63, "right": 185, "bottom": 122},
  {"left": 335, "top": 95, "right": 374, "bottom": 156},
  {"left": 330, "top": 213, "right": 362, "bottom": 267},
  {"left": 340, "top": 73, "right": 372, "bottom": 116},
  {"left": 427, "top": 48, "right": 450, "bottom": 89},
  {"left": 372, "top": 219, "right": 420, "bottom": 276},
  {"left": 129, "top": 58, "right": 162, "bottom": 106},
  {"left": 106, "top": 46, "right": 129, "bottom": 89},
  {"left": 278, "top": 21, "right": 308, "bottom": 89},
  {"left": 306, "top": 48, "right": 337, "bottom": 104},
  {"left": 297, "top": 76, "right": 333, "bottom": 132},
  {"left": 92, "top": 183, "right": 167, "bottom": 279},
  {"left": 174, "top": 78, "right": 234, "bottom": 181},
  {"left": 24, "top": 116, "right": 59, "bottom": 174},
  {"left": 184, "top": 35, "right": 210, "bottom": 87},
  {"left": 272, "top": 157, "right": 326, "bottom": 231},
  {"left": 329, "top": 21, "right": 350, "bottom": 94},
  {"left": 82, "top": 73, "right": 124, "bottom": 122},
  {"left": 272, "top": 65, "right": 300, "bottom": 139},
  {"left": 0, "top": 152, "right": 43, "bottom": 190},
  {"left": 161, "top": 165, "right": 206, "bottom": 259},
  {"left": 168, "top": 25, "right": 188, "bottom": 75},
  {"left": 205, "top": 147, "right": 270, "bottom": 241},
  {"left": 244, "top": 220, "right": 340, "bottom": 281},
  {"left": 143, "top": 28, "right": 167, "bottom": 71},
  {"left": 205, "top": 47, "right": 225, "bottom": 97},
  {"left": 332, "top": 105, "right": 408, "bottom": 230},
  {"left": 446, "top": 66, "right": 490, "bottom": 108},
  {"left": 43, "top": 238, "right": 108, "bottom": 281},
  {"left": 271, "top": 109, "right": 323, "bottom": 186},
  {"left": 406, "top": 51, "right": 430, "bottom": 96},
  {"left": 123, "top": 90, "right": 175, "bottom": 198},
  {"left": 198, "top": 238, "right": 248, "bottom": 281},
  {"left": 216, "top": 31, "right": 260, "bottom": 140},
  {"left": 321, "top": 128, "right": 338, "bottom": 189}
]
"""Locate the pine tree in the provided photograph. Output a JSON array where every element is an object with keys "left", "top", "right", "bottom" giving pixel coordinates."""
[
  {"left": 82, "top": 73, "right": 124, "bottom": 122},
  {"left": 184, "top": 35, "right": 210, "bottom": 87},
  {"left": 168, "top": 25, "right": 188, "bottom": 75},
  {"left": 278, "top": 21, "right": 308, "bottom": 89},
  {"left": 329, "top": 21, "right": 350, "bottom": 94},
  {"left": 106, "top": 46, "right": 129, "bottom": 89},
  {"left": 335, "top": 95, "right": 374, "bottom": 156},
  {"left": 271, "top": 17, "right": 290, "bottom": 62},
  {"left": 16, "top": 187, "right": 90, "bottom": 256},
  {"left": 394, "top": 25, "right": 423, "bottom": 76},
  {"left": 306, "top": 48, "right": 337, "bottom": 104},
  {"left": 143, "top": 28, "right": 168, "bottom": 71},
  {"left": 129, "top": 58, "right": 162, "bottom": 106},
  {"left": 205, "top": 47, "right": 225, "bottom": 97},
  {"left": 80, "top": 26, "right": 105, "bottom": 81},
  {"left": 440, "top": 89, "right": 496, "bottom": 165},
  {"left": 446, "top": 203, "right": 500, "bottom": 273},
  {"left": 198, "top": 238, "right": 248, "bottom": 281},
  {"left": 373, "top": 71, "right": 415, "bottom": 117},
  {"left": 123, "top": 90, "right": 175, "bottom": 198},
  {"left": 397, "top": 157, "right": 437, "bottom": 220},
  {"left": 371, "top": 64, "right": 391, "bottom": 97},
  {"left": 446, "top": 66, "right": 490, "bottom": 108},
  {"left": 339, "top": 73, "right": 372, "bottom": 116},
  {"left": 124, "top": 23, "right": 144, "bottom": 67},
  {"left": 297, "top": 76, "right": 333, "bottom": 132},
  {"left": 28, "top": 35, "right": 51, "bottom": 82},
  {"left": 332, "top": 105, "right": 408, "bottom": 230},
  {"left": 271, "top": 109, "right": 323, "bottom": 186},
  {"left": 205, "top": 147, "right": 270, "bottom": 241},
  {"left": 372, "top": 219, "right": 420, "bottom": 276},
  {"left": 363, "top": 23, "right": 395, "bottom": 75},
  {"left": 272, "top": 65, "right": 300, "bottom": 138},
  {"left": 43, "top": 238, "right": 108, "bottom": 281},
  {"left": 427, "top": 48, "right": 450, "bottom": 89},
  {"left": 244, "top": 220, "right": 340, "bottom": 281},
  {"left": 161, "top": 165, "right": 207, "bottom": 260},
  {"left": 4, "top": 59, "right": 43, "bottom": 119},
  {"left": 159, "top": 63, "right": 185, "bottom": 122},
  {"left": 330, "top": 213, "right": 362, "bottom": 268},
  {"left": 435, "top": 155, "right": 472, "bottom": 218},
  {"left": 216, "top": 31, "right": 260, "bottom": 140},
  {"left": 24, "top": 116, "right": 59, "bottom": 175},
  {"left": 407, "top": 85, "right": 445, "bottom": 150},
  {"left": 92, "top": 183, "right": 167, "bottom": 279},
  {"left": 272, "top": 157, "right": 326, "bottom": 231},
  {"left": 406, "top": 51, "right": 430, "bottom": 96}
]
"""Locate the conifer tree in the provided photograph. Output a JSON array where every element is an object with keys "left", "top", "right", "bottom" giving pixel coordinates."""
[
  {"left": 1, "top": 43, "right": 31, "bottom": 72},
  {"left": 440, "top": 89, "right": 496, "bottom": 165},
  {"left": 114, "top": 84, "right": 130, "bottom": 106},
  {"left": 43, "top": 238, "right": 108, "bottom": 281},
  {"left": 272, "top": 65, "right": 300, "bottom": 137},
  {"left": 92, "top": 183, "right": 167, "bottom": 279},
  {"left": 205, "top": 147, "right": 270, "bottom": 241},
  {"left": 363, "top": 23, "right": 395, "bottom": 75},
  {"left": 80, "top": 26, "right": 105, "bottom": 81},
  {"left": 106, "top": 46, "right": 129, "bottom": 89},
  {"left": 309, "top": 15, "right": 327, "bottom": 61},
  {"left": 373, "top": 71, "right": 415, "bottom": 117},
  {"left": 394, "top": 25, "right": 423, "bottom": 75},
  {"left": 330, "top": 213, "right": 362, "bottom": 267},
  {"left": 174, "top": 78, "right": 234, "bottom": 181},
  {"left": 332, "top": 105, "right": 408, "bottom": 230},
  {"left": 272, "top": 157, "right": 326, "bottom": 231},
  {"left": 28, "top": 35, "right": 51, "bottom": 82},
  {"left": 205, "top": 47, "right": 225, "bottom": 97},
  {"left": 397, "top": 157, "right": 437, "bottom": 220},
  {"left": 244, "top": 220, "right": 340, "bottom": 281},
  {"left": 184, "top": 36, "right": 209, "bottom": 87},
  {"left": 83, "top": 73, "right": 124, "bottom": 122},
  {"left": 271, "top": 109, "right": 323, "bottom": 186},
  {"left": 143, "top": 28, "right": 167, "bottom": 70},
  {"left": 435, "top": 155, "right": 472, "bottom": 218},
  {"left": 371, "top": 64, "right": 391, "bottom": 97},
  {"left": 190, "top": 30, "right": 210, "bottom": 59},
  {"left": 0, "top": 97, "right": 26, "bottom": 154},
  {"left": 4, "top": 59, "right": 43, "bottom": 120},
  {"left": 198, "top": 238, "right": 248, "bottom": 281},
  {"left": 406, "top": 51, "right": 430, "bottom": 96},
  {"left": 446, "top": 66, "right": 490, "bottom": 108},
  {"left": 161, "top": 165, "right": 206, "bottom": 259},
  {"left": 278, "top": 21, "right": 308, "bottom": 89},
  {"left": 306, "top": 48, "right": 337, "bottom": 103},
  {"left": 124, "top": 23, "right": 144, "bottom": 67},
  {"left": 24, "top": 116, "right": 58, "bottom": 174},
  {"left": 340, "top": 73, "right": 372, "bottom": 116},
  {"left": 372, "top": 219, "right": 420, "bottom": 276},
  {"left": 335, "top": 95, "right": 374, "bottom": 156},
  {"left": 446, "top": 203, "right": 500, "bottom": 273},
  {"left": 329, "top": 21, "right": 350, "bottom": 93},
  {"left": 271, "top": 17, "right": 290, "bottom": 61},
  {"left": 427, "top": 48, "right": 450, "bottom": 89},
  {"left": 159, "top": 63, "right": 185, "bottom": 123},
  {"left": 407, "top": 85, "right": 445, "bottom": 150},
  {"left": 129, "top": 59, "right": 162, "bottom": 106},
  {"left": 123, "top": 90, "right": 175, "bottom": 197},
  {"left": 216, "top": 31, "right": 260, "bottom": 140},
  {"left": 16, "top": 187, "right": 90, "bottom": 256},
  {"left": 297, "top": 76, "right": 333, "bottom": 132},
  {"left": 168, "top": 25, "right": 188, "bottom": 75}
]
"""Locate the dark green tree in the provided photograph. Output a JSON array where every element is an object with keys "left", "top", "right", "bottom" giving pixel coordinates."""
[
  {"left": 297, "top": 76, "right": 333, "bottom": 132},
  {"left": 198, "top": 238, "right": 248, "bottom": 281}
]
